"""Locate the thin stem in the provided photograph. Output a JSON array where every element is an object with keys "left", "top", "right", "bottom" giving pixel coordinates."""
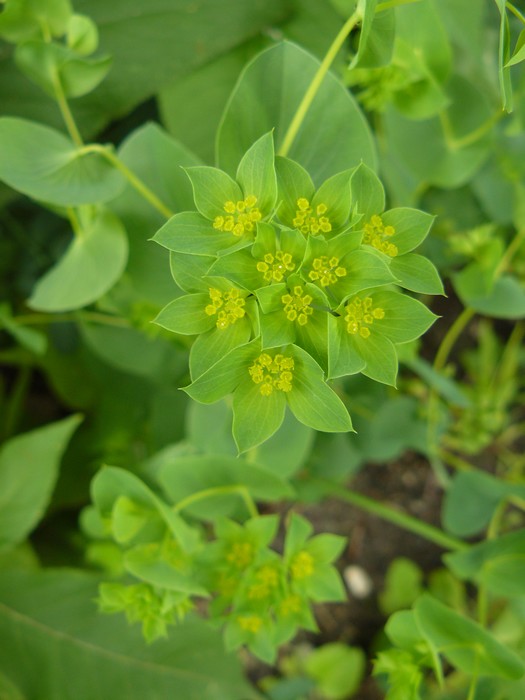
[
  {"left": 79, "top": 144, "right": 174, "bottom": 219},
  {"left": 494, "top": 227, "right": 525, "bottom": 277},
  {"left": 67, "top": 207, "right": 83, "bottom": 238},
  {"left": 311, "top": 478, "right": 467, "bottom": 551},
  {"left": 173, "top": 485, "right": 259, "bottom": 520},
  {"left": 13, "top": 312, "right": 130, "bottom": 328},
  {"left": 278, "top": 10, "right": 360, "bottom": 157},
  {"left": 477, "top": 501, "right": 506, "bottom": 627},
  {"left": 440, "top": 110, "right": 502, "bottom": 151},
  {"left": 52, "top": 72, "right": 84, "bottom": 147},
  {"left": 506, "top": 1, "right": 525, "bottom": 24}
]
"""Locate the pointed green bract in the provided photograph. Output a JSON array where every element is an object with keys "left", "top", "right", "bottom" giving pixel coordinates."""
[
  {"left": 370, "top": 290, "right": 438, "bottom": 344},
  {"left": 152, "top": 211, "right": 237, "bottom": 256},
  {"left": 381, "top": 208, "right": 435, "bottom": 255},
  {"left": 355, "top": 332, "right": 398, "bottom": 387},
  {"left": 233, "top": 378, "right": 287, "bottom": 452},
  {"left": 170, "top": 251, "right": 214, "bottom": 293},
  {"left": 154, "top": 294, "right": 215, "bottom": 336},
  {"left": 186, "top": 166, "right": 243, "bottom": 220},
  {"left": 236, "top": 132, "right": 277, "bottom": 215},
  {"left": 276, "top": 156, "right": 315, "bottom": 226},
  {"left": 350, "top": 162, "right": 385, "bottom": 221},
  {"left": 190, "top": 317, "right": 253, "bottom": 380},
  {"left": 390, "top": 254, "right": 444, "bottom": 295}
]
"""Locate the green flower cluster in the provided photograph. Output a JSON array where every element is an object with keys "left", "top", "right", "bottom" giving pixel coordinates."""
[
  {"left": 153, "top": 133, "right": 440, "bottom": 451},
  {"left": 90, "top": 467, "right": 345, "bottom": 663}
]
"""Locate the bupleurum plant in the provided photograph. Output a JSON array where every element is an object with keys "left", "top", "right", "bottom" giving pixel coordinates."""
[{"left": 153, "top": 132, "right": 439, "bottom": 452}]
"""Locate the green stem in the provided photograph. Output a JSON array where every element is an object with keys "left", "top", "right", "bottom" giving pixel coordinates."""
[
  {"left": 477, "top": 501, "right": 506, "bottom": 627},
  {"left": 79, "top": 144, "right": 174, "bottom": 219},
  {"left": 440, "top": 110, "right": 502, "bottom": 151},
  {"left": 278, "top": 9, "right": 360, "bottom": 157},
  {"left": 173, "top": 485, "right": 259, "bottom": 519},
  {"left": 311, "top": 478, "right": 467, "bottom": 551},
  {"left": 13, "top": 312, "right": 130, "bottom": 328},
  {"left": 52, "top": 72, "right": 84, "bottom": 147},
  {"left": 506, "top": 1, "right": 525, "bottom": 24}
]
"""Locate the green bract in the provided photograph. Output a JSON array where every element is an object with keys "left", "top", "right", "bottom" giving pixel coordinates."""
[{"left": 153, "top": 133, "right": 439, "bottom": 449}]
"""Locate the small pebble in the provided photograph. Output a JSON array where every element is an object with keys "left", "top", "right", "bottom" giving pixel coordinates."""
[{"left": 343, "top": 565, "right": 374, "bottom": 599}]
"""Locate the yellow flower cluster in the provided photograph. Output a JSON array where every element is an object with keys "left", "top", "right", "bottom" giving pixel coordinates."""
[
  {"left": 281, "top": 286, "right": 313, "bottom": 326},
  {"left": 256, "top": 250, "right": 295, "bottom": 282},
  {"left": 363, "top": 214, "right": 398, "bottom": 257},
  {"left": 345, "top": 296, "right": 385, "bottom": 338},
  {"left": 226, "top": 541, "right": 254, "bottom": 569},
  {"left": 238, "top": 615, "right": 263, "bottom": 633},
  {"left": 279, "top": 594, "right": 302, "bottom": 616},
  {"left": 290, "top": 550, "right": 315, "bottom": 580},
  {"left": 248, "top": 352, "right": 295, "bottom": 396},
  {"left": 213, "top": 195, "right": 262, "bottom": 236},
  {"left": 204, "top": 287, "right": 245, "bottom": 330},
  {"left": 308, "top": 255, "right": 347, "bottom": 287},
  {"left": 293, "top": 197, "right": 332, "bottom": 235},
  {"left": 247, "top": 565, "right": 279, "bottom": 600}
]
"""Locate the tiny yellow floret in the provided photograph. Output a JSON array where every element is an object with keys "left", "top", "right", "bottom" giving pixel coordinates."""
[
  {"left": 249, "top": 352, "right": 295, "bottom": 396},
  {"left": 204, "top": 287, "right": 246, "bottom": 330},
  {"left": 293, "top": 198, "right": 332, "bottom": 236},
  {"left": 281, "top": 285, "right": 313, "bottom": 325},
  {"left": 213, "top": 195, "right": 262, "bottom": 236},
  {"left": 308, "top": 255, "right": 347, "bottom": 287},
  {"left": 238, "top": 615, "right": 263, "bottom": 634},
  {"left": 279, "top": 594, "right": 302, "bottom": 616},
  {"left": 363, "top": 214, "right": 398, "bottom": 257},
  {"left": 291, "top": 551, "right": 315, "bottom": 580},
  {"left": 256, "top": 250, "right": 296, "bottom": 282},
  {"left": 247, "top": 565, "right": 280, "bottom": 600},
  {"left": 226, "top": 541, "right": 254, "bottom": 569},
  {"left": 344, "top": 296, "right": 385, "bottom": 338}
]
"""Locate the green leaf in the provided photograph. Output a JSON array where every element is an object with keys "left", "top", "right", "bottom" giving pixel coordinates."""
[
  {"left": 304, "top": 643, "right": 365, "bottom": 700},
  {"left": 28, "top": 209, "right": 128, "bottom": 312},
  {"left": 444, "top": 530, "right": 525, "bottom": 599},
  {"left": 185, "top": 167, "right": 242, "bottom": 220},
  {"left": 0, "top": 570, "right": 253, "bottom": 700},
  {"left": 352, "top": 3, "right": 395, "bottom": 69},
  {"left": 154, "top": 294, "right": 215, "bottom": 336},
  {"left": 67, "top": 14, "right": 99, "bottom": 56},
  {"left": 507, "top": 29, "right": 525, "bottom": 67},
  {"left": 0, "top": 305, "right": 47, "bottom": 355},
  {"left": 414, "top": 594, "right": 525, "bottom": 680},
  {"left": 389, "top": 254, "right": 444, "bottom": 295},
  {"left": 312, "top": 169, "right": 353, "bottom": 229},
  {"left": 379, "top": 558, "right": 423, "bottom": 616},
  {"left": 153, "top": 211, "right": 237, "bottom": 257},
  {"left": 494, "top": 0, "right": 513, "bottom": 110},
  {"left": 0, "top": 0, "right": 71, "bottom": 42},
  {"left": 15, "top": 41, "right": 112, "bottom": 99},
  {"left": 443, "top": 471, "right": 525, "bottom": 537},
  {"left": 0, "top": 415, "right": 82, "bottom": 552},
  {"left": 355, "top": 332, "right": 398, "bottom": 386},
  {"left": 0, "top": 117, "right": 125, "bottom": 206},
  {"left": 217, "top": 41, "right": 376, "bottom": 185},
  {"left": 170, "top": 252, "right": 214, "bottom": 294},
  {"left": 236, "top": 132, "right": 277, "bottom": 215},
  {"left": 381, "top": 209, "right": 435, "bottom": 255},
  {"left": 123, "top": 546, "right": 208, "bottom": 596},
  {"left": 276, "top": 155, "right": 315, "bottom": 225},
  {"left": 233, "top": 378, "right": 287, "bottom": 453},
  {"left": 453, "top": 272, "right": 525, "bottom": 319},
  {"left": 287, "top": 346, "right": 353, "bottom": 432}
]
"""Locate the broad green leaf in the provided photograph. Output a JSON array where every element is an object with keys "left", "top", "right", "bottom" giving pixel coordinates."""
[
  {"left": 444, "top": 530, "right": 525, "bottom": 598},
  {"left": 352, "top": 4, "right": 395, "bottom": 69},
  {"left": 159, "top": 454, "right": 293, "bottom": 520},
  {"left": 287, "top": 346, "right": 352, "bottom": 432},
  {"left": 233, "top": 378, "right": 287, "bottom": 453},
  {"left": 217, "top": 41, "right": 376, "bottom": 185},
  {"left": 0, "top": 117, "right": 125, "bottom": 206},
  {"left": 379, "top": 558, "right": 423, "bottom": 616},
  {"left": 154, "top": 294, "right": 215, "bottom": 336},
  {"left": 236, "top": 132, "right": 277, "bottom": 215},
  {"left": 414, "top": 594, "right": 525, "bottom": 680},
  {"left": 67, "top": 13, "right": 99, "bottom": 55},
  {"left": 152, "top": 211, "right": 236, "bottom": 257},
  {"left": 185, "top": 166, "right": 242, "bottom": 220},
  {"left": 28, "top": 209, "right": 128, "bottom": 312},
  {"left": 0, "top": 570, "right": 253, "bottom": 700},
  {"left": 0, "top": 305, "right": 47, "bottom": 355},
  {"left": 0, "top": 415, "right": 82, "bottom": 552},
  {"left": 0, "top": 0, "right": 71, "bottom": 42},
  {"left": 442, "top": 471, "right": 525, "bottom": 537},
  {"left": 15, "top": 41, "right": 112, "bottom": 99},
  {"left": 389, "top": 254, "right": 444, "bottom": 295},
  {"left": 113, "top": 123, "right": 202, "bottom": 305},
  {"left": 123, "top": 546, "right": 208, "bottom": 596},
  {"left": 304, "top": 643, "right": 365, "bottom": 700},
  {"left": 453, "top": 272, "right": 525, "bottom": 319}
]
